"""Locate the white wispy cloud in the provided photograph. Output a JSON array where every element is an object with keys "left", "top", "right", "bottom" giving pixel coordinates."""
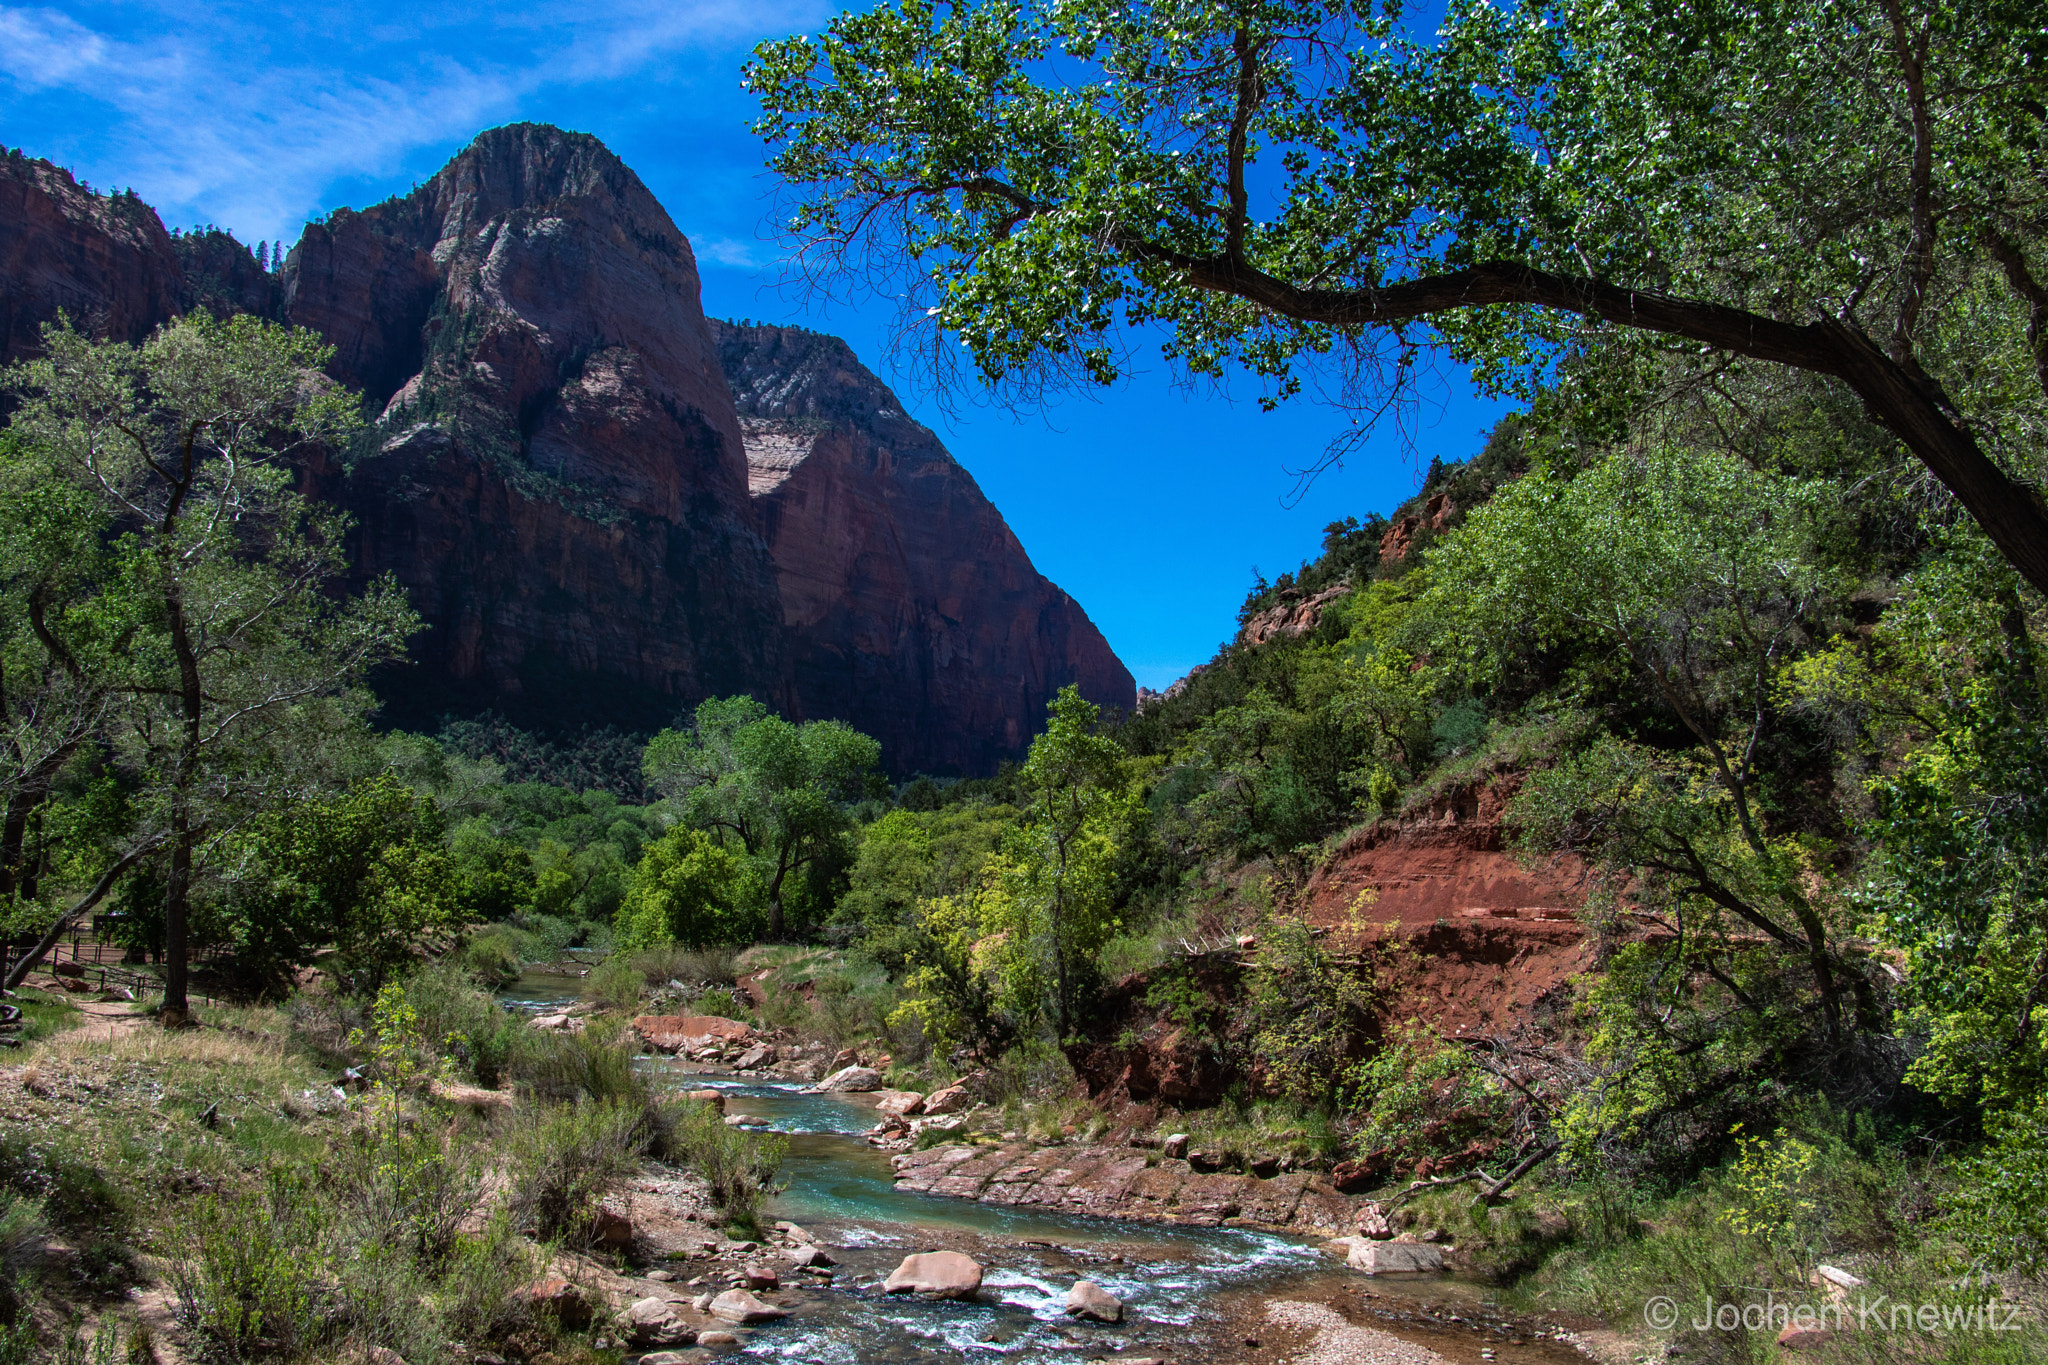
[{"left": 0, "top": 0, "right": 831, "bottom": 245}]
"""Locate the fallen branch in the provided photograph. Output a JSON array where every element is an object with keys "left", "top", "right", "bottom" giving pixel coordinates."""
[
  {"left": 1481, "top": 1141, "right": 1561, "bottom": 1203},
  {"left": 3, "top": 841, "right": 161, "bottom": 992}
]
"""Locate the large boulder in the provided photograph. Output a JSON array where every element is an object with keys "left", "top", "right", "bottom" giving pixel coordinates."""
[
  {"left": 1348, "top": 1240, "right": 1443, "bottom": 1274},
  {"left": 709, "top": 1288, "right": 788, "bottom": 1323},
  {"left": 624, "top": 1296, "right": 694, "bottom": 1346},
  {"left": 686, "top": 1088, "right": 727, "bottom": 1113},
  {"left": 921, "top": 1084, "right": 972, "bottom": 1115},
  {"left": 873, "top": 1089, "right": 925, "bottom": 1117},
  {"left": 507, "top": 1275, "right": 591, "bottom": 1325},
  {"left": 634, "top": 1015, "right": 755, "bottom": 1054},
  {"left": 1065, "top": 1279, "right": 1123, "bottom": 1323},
  {"left": 818, "top": 1065, "right": 884, "bottom": 1092},
  {"left": 786, "top": 1244, "right": 836, "bottom": 1268},
  {"left": 883, "top": 1251, "right": 983, "bottom": 1299}
]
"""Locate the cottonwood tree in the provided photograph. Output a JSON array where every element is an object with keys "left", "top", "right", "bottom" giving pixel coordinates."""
[
  {"left": 6, "top": 314, "right": 418, "bottom": 1021},
  {"left": 643, "top": 696, "right": 884, "bottom": 938},
  {"left": 748, "top": 0, "right": 2048, "bottom": 593}
]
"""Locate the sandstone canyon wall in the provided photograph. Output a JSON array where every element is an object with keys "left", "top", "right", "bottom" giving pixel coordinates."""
[
  {"left": 715, "top": 320, "right": 1133, "bottom": 773},
  {"left": 0, "top": 127, "right": 1133, "bottom": 774}
]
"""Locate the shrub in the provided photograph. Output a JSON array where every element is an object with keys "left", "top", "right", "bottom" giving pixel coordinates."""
[
  {"left": 509, "top": 1016, "right": 648, "bottom": 1108},
  {"left": 171, "top": 1174, "right": 330, "bottom": 1362},
  {"left": 633, "top": 944, "right": 739, "bottom": 988},
  {"left": 506, "top": 1099, "right": 648, "bottom": 1245},
  {"left": 582, "top": 953, "right": 645, "bottom": 1011},
  {"left": 405, "top": 960, "right": 523, "bottom": 1088},
  {"left": 660, "top": 1101, "right": 786, "bottom": 1225},
  {"left": 455, "top": 924, "right": 526, "bottom": 985}
]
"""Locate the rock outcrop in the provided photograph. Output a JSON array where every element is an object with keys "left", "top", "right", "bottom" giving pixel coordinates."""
[
  {"left": 891, "top": 1142, "right": 1360, "bottom": 1235},
  {"left": 715, "top": 321, "right": 1133, "bottom": 772},
  {"left": 0, "top": 127, "right": 1133, "bottom": 771},
  {"left": 282, "top": 125, "right": 788, "bottom": 735}
]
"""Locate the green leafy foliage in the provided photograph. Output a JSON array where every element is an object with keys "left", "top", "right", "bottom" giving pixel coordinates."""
[
  {"left": 614, "top": 827, "right": 766, "bottom": 950},
  {"left": 645, "top": 696, "right": 884, "bottom": 936}
]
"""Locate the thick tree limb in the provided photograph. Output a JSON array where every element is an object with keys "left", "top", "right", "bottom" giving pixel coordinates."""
[
  {"left": 1117, "top": 247, "right": 2048, "bottom": 597},
  {"left": 3, "top": 840, "right": 161, "bottom": 992}
]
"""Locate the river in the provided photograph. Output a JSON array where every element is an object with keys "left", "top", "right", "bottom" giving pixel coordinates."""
[{"left": 498, "top": 974, "right": 1587, "bottom": 1365}]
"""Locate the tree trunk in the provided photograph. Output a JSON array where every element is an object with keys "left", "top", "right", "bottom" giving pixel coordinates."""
[{"left": 161, "top": 810, "right": 192, "bottom": 1022}]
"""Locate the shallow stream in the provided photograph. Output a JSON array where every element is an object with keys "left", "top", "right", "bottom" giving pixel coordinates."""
[
  {"left": 644, "top": 1067, "right": 1562, "bottom": 1365},
  {"left": 496, "top": 984, "right": 1580, "bottom": 1364}
]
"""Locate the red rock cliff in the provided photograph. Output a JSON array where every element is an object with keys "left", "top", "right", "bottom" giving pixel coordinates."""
[
  {"left": 280, "top": 125, "right": 786, "bottom": 734},
  {"left": 714, "top": 321, "right": 1135, "bottom": 774},
  {"left": 0, "top": 127, "right": 1135, "bottom": 772}
]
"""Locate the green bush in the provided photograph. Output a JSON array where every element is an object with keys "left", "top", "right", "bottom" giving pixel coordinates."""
[
  {"left": 614, "top": 828, "right": 764, "bottom": 950},
  {"left": 404, "top": 960, "right": 523, "bottom": 1088},
  {"left": 582, "top": 953, "right": 645, "bottom": 1011},
  {"left": 171, "top": 1175, "right": 330, "bottom": 1362},
  {"left": 506, "top": 1099, "right": 647, "bottom": 1245},
  {"left": 660, "top": 1101, "right": 786, "bottom": 1225},
  {"left": 509, "top": 1016, "right": 648, "bottom": 1108},
  {"left": 455, "top": 923, "right": 526, "bottom": 985}
]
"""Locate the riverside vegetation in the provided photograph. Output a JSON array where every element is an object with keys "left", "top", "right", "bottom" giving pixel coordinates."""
[{"left": 4, "top": 0, "right": 2048, "bottom": 1359}]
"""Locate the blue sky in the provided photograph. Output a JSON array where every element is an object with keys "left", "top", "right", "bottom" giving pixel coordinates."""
[{"left": 0, "top": 0, "right": 1510, "bottom": 690}]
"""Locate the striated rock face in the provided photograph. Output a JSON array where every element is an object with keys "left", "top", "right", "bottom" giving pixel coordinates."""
[
  {"left": 0, "top": 126, "right": 1133, "bottom": 771},
  {"left": 713, "top": 321, "right": 1133, "bottom": 773},
  {"left": 0, "top": 153, "right": 182, "bottom": 367},
  {"left": 283, "top": 124, "right": 786, "bottom": 733}
]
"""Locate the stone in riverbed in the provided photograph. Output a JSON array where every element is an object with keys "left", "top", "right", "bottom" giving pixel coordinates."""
[
  {"left": 883, "top": 1251, "right": 983, "bottom": 1299},
  {"left": 638, "top": 1354, "right": 694, "bottom": 1365},
  {"left": 1065, "top": 1279, "right": 1123, "bottom": 1322},
  {"left": 687, "top": 1088, "right": 727, "bottom": 1113},
  {"left": 709, "top": 1288, "right": 788, "bottom": 1323},
  {"left": 634, "top": 1014, "right": 755, "bottom": 1054},
  {"left": 786, "top": 1244, "right": 836, "bottom": 1267},
  {"left": 1348, "top": 1240, "right": 1443, "bottom": 1273},
  {"left": 873, "top": 1089, "right": 925, "bottom": 1116},
  {"left": 698, "top": 1330, "right": 741, "bottom": 1346},
  {"left": 818, "top": 1065, "right": 884, "bottom": 1092},
  {"left": 625, "top": 1296, "right": 694, "bottom": 1345}
]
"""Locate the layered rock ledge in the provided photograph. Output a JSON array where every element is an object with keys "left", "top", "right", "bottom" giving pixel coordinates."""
[{"left": 892, "top": 1142, "right": 1360, "bottom": 1235}]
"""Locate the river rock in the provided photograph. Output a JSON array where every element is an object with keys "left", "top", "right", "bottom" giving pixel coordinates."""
[
  {"left": 507, "top": 1275, "right": 591, "bottom": 1325},
  {"left": 1065, "top": 1279, "right": 1123, "bottom": 1322},
  {"left": 698, "top": 1331, "right": 740, "bottom": 1346},
  {"left": 687, "top": 1088, "right": 727, "bottom": 1113},
  {"left": 1356, "top": 1201, "right": 1394, "bottom": 1238},
  {"left": 818, "top": 1065, "right": 884, "bottom": 1092},
  {"left": 1777, "top": 1326, "right": 1834, "bottom": 1350},
  {"left": 883, "top": 1251, "right": 983, "bottom": 1299},
  {"left": 709, "top": 1288, "right": 788, "bottom": 1323},
  {"left": 1162, "top": 1132, "right": 1189, "bottom": 1159},
  {"left": 1349, "top": 1240, "right": 1443, "bottom": 1274},
  {"left": 735, "top": 1043, "right": 773, "bottom": 1069},
  {"left": 625, "top": 1296, "right": 694, "bottom": 1345},
  {"left": 786, "top": 1244, "right": 836, "bottom": 1267},
  {"left": 739, "top": 1263, "right": 779, "bottom": 1290},
  {"left": 593, "top": 1197, "right": 634, "bottom": 1246},
  {"left": 873, "top": 1089, "right": 925, "bottom": 1116},
  {"left": 638, "top": 1354, "right": 693, "bottom": 1365},
  {"left": 922, "top": 1084, "right": 971, "bottom": 1115},
  {"left": 634, "top": 1015, "right": 756, "bottom": 1054}
]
